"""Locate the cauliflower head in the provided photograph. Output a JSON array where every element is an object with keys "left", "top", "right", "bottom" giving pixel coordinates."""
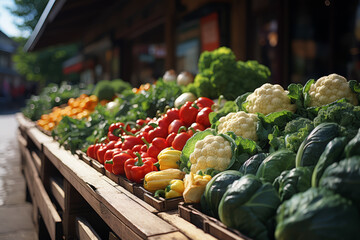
[
  {"left": 189, "top": 135, "right": 232, "bottom": 173},
  {"left": 245, "top": 83, "right": 296, "bottom": 115},
  {"left": 308, "top": 73, "right": 358, "bottom": 107},
  {"left": 218, "top": 111, "right": 259, "bottom": 141}
]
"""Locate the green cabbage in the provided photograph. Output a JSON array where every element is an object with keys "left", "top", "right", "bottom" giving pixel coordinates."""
[
  {"left": 219, "top": 174, "right": 280, "bottom": 240},
  {"left": 275, "top": 188, "right": 360, "bottom": 240}
]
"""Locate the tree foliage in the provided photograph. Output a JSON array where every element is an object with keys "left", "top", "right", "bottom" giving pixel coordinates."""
[{"left": 9, "top": 0, "right": 79, "bottom": 85}]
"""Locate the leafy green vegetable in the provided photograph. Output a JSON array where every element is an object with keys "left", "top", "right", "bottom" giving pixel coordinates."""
[
  {"left": 219, "top": 174, "right": 280, "bottom": 240},
  {"left": 110, "top": 79, "right": 132, "bottom": 94},
  {"left": 239, "top": 153, "right": 268, "bottom": 175},
  {"left": 320, "top": 156, "right": 360, "bottom": 211},
  {"left": 256, "top": 149, "right": 296, "bottom": 183},
  {"left": 269, "top": 117, "right": 314, "bottom": 153},
  {"left": 275, "top": 188, "right": 360, "bottom": 240},
  {"left": 313, "top": 101, "right": 360, "bottom": 139},
  {"left": 296, "top": 122, "right": 341, "bottom": 167},
  {"left": 256, "top": 110, "right": 297, "bottom": 149},
  {"left": 202, "top": 170, "right": 243, "bottom": 219},
  {"left": 22, "top": 82, "right": 90, "bottom": 121},
  {"left": 312, "top": 137, "right": 347, "bottom": 187},
  {"left": 185, "top": 47, "right": 270, "bottom": 100},
  {"left": 273, "top": 167, "right": 313, "bottom": 201},
  {"left": 93, "top": 80, "right": 115, "bottom": 100},
  {"left": 231, "top": 133, "right": 261, "bottom": 170},
  {"left": 344, "top": 128, "right": 360, "bottom": 158}
]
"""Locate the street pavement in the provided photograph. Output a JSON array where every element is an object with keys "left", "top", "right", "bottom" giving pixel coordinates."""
[{"left": 0, "top": 111, "right": 37, "bottom": 240}]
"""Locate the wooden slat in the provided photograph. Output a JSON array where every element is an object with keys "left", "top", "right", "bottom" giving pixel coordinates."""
[
  {"left": 17, "top": 130, "right": 28, "bottom": 148},
  {"left": 76, "top": 217, "right": 101, "bottom": 240},
  {"left": 50, "top": 177, "right": 65, "bottom": 210},
  {"left": 27, "top": 127, "right": 53, "bottom": 151},
  {"left": 16, "top": 113, "right": 35, "bottom": 133},
  {"left": 148, "top": 231, "right": 189, "bottom": 240},
  {"left": 108, "top": 232, "right": 120, "bottom": 240},
  {"left": 91, "top": 160, "right": 105, "bottom": 174},
  {"left": 31, "top": 150, "right": 42, "bottom": 175},
  {"left": 158, "top": 211, "right": 217, "bottom": 240},
  {"left": 43, "top": 141, "right": 178, "bottom": 239},
  {"left": 24, "top": 142, "right": 62, "bottom": 240}
]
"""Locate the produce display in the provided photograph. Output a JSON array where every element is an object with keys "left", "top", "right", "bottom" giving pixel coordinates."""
[{"left": 22, "top": 47, "right": 360, "bottom": 240}]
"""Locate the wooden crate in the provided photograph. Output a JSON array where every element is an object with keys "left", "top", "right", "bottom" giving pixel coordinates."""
[{"left": 178, "top": 202, "right": 252, "bottom": 240}]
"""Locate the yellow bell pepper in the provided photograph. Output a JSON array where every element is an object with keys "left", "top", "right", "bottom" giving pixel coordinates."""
[
  {"left": 183, "top": 172, "right": 212, "bottom": 203},
  {"left": 144, "top": 168, "right": 185, "bottom": 192},
  {"left": 157, "top": 147, "right": 181, "bottom": 170},
  {"left": 164, "top": 180, "right": 185, "bottom": 199}
]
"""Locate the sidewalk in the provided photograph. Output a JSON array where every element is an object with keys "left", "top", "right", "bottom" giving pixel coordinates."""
[{"left": 0, "top": 112, "right": 37, "bottom": 240}]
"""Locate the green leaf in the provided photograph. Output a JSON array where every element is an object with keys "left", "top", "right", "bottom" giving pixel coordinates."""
[{"left": 303, "top": 79, "right": 315, "bottom": 108}]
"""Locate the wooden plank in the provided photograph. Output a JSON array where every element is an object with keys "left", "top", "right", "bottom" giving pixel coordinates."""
[
  {"left": 27, "top": 126, "right": 53, "bottom": 151},
  {"left": 50, "top": 177, "right": 65, "bottom": 210},
  {"left": 17, "top": 130, "right": 28, "bottom": 148},
  {"left": 158, "top": 211, "right": 217, "bottom": 240},
  {"left": 108, "top": 232, "right": 120, "bottom": 240},
  {"left": 34, "top": 169, "right": 62, "bottom": 240},
  {"left": 104, "top": 171, "right": 120, "bottom": 185},
  {"left": 112, "top": 184, "right": 158, "bottom": 214},
  {"left": 31, "top": 150, "right": 42, "bottom": 175},
  {"left": 15, "top": 112, "right": 35, "bottom": 133},
  {"left": 24, "top": 144, "right": 62, "bottom": 240},
  {"left": 91, "top": 159, "right": 105, "bottom": 175},
  {"left": 43, "top": 141, "right": 178, "bottom": 239},
  {"left": 63, "top": 178, "right": 93, "bottom": 239},
  {"left": 76, "top": 217, "right": 101, "bottom": 240},
  {"left": 148, "top": 231, "right": 189, "bottom": 240}
]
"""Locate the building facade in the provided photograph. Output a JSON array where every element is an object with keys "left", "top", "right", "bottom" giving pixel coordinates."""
[{"left": 26, "top": 0, "right": 360, "bottom": 88}]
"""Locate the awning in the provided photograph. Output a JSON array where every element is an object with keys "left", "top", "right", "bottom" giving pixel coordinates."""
[{"left": 24, "top": 0, "right": 122, "bottom": 52}]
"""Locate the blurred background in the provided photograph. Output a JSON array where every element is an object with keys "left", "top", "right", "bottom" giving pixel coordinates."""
[{"left": 1, "top": 0, "right": 360, "bottom": 110}]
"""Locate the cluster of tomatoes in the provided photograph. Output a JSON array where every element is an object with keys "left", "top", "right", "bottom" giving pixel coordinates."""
[{"left": 86, "top": 97, "right": 215, "bottom": 183}]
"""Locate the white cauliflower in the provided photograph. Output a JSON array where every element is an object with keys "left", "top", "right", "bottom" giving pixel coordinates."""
[
  {"left": 218, "top": 111, "right": 259, "bottom": 141},
  {"left": 189, "top": 135, "right": 232, "bottom": 173},
  {"left": 246, "top": 83, "right": 296, "bottom": 115},
  {"left": 308, "top": 73, "right": 358, "bottom": 107}
]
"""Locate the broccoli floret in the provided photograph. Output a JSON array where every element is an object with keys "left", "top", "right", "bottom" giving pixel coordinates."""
[
  {"left": 284, "top": 117, "right": 313, "bottom": 134},
  {"left": 269, "top": 117, "right": 314, "bottom": 153},
  {"left": 93, "top": 80, "right": 115, "bottom": 101},
  {"left": 314, "top": 102, "right": 360, "bottom": 128}
]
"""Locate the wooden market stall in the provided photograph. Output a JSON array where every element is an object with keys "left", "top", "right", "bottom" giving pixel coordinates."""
[{"left": 17, "top": 112, "right": 247, "bottom": 240}]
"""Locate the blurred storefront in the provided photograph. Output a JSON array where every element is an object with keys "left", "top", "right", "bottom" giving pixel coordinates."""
[{"left": 25, "top": 0, "right": 360, "bottom": 87}]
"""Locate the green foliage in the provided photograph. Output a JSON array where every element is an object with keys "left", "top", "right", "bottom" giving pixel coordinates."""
[
  {"left": 110, "top": 79, "right": 132, "bottom": 94},
  {"left": 275, "top": 188, "right": 360, "bottom": 240},
  {"left": 22, "top": 83, "right": 90, "bottom": 121},
  {"left": 256, "top": 149, "right": 296, "bottom": 183},
  {"left": 93, "top": 80, "right": 115, "bottom": 101},
  {"left": 295, "top": 123, "right": 341, "bottom": 167},
  {"left": 12, "top": 37, "right": 79, "bottom": 85},
  {"left": 239, "top": 153, "right": 268, "bottom": 175},
  {"left": 312, "top": 137, "right": 347, "bottom": 187},
  {"left": 185, "top": 47, "right": 271, "bottom": 100},
  {"left": 8, "top": 0, "right": 48, "bottom": 32},
  {"left": 219, "top": 174, "right": 280, "bottom": 240},
  {"left": 273, "top": 167, "right": 313, "bottom": 202},
  {"left": 320, "top": 156, "right": 360, "bottom": 211},
  {"left": 314, "top": 101, "right": 360, "bottom": 127},
  {"left": 344, "top": 128, "right": 360, "bottom": 158}
]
